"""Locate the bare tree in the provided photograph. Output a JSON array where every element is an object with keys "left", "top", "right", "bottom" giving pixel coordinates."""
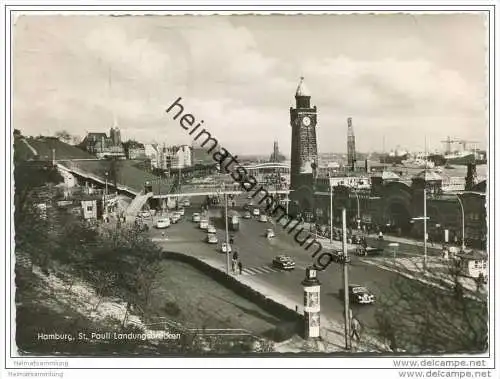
[{"left": 374, "top": 259, "right": 488, "bottom": 354}]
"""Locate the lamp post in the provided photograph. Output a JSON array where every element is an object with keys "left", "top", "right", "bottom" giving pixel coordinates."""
[
  {"left": 104, "top": 171, "right": 108, "bottom": 218},
  {"left": 412, "top": 188, "right": 429, "bottom": 270},
  {"left": 341, "top": 208, "right": 351, "bottom": 350},
  {"left": 223, "top": 182, "right": 230, "bottom": 275},
  {"left": 330, "top": 184, "right": 334, "bottom": 244},
  {"left": 351, "top": 189, "right": 361, "bottom": 230},
  {"left": 455, "top": 193, "right": 466, "bottom": 251}
]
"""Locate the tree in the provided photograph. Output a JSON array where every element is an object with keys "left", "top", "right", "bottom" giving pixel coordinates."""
[
  {"left": 54, "top": 130, "right": 72, "bottom": 144},
  {"left": 374, "top": 260, "right": 488, "bottom": 354}
]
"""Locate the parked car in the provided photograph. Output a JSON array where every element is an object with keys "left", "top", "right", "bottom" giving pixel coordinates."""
[
  {"left": 207, "top": 225, "right": 217, "bottom": 234},
  {"left": 272, "top": 255, "right": 295, "bottom": 270},
  {"left": 259, "top": 214, "right": 268, "bottom": 222},
  {"left": 177, "top": 208, "right": 185, "bottom": 216},
  {"left": 192, "top": 213, "right": 201, "bottom": 222},
  {"left": 339, "top": 285, "right": 375, "bottom": 305},
  {"left": 266, "top": 229, "right": 275, "bottom": 238},
  {"left": 332, "top": 251, "right": 352, "bottom": 264},
  {"left": 243, "top": 211, "right": 252, "bottom": 219},
  {"left": 156, "top": 218, "right": 171, "bottom": 229},
  {"left": 247, "top": 194, "right": 253, "bottom": 199},
  {"left": 183, "top": 199, "right": 191, "bottom": 207},
  {"left": 206, "top": 233, "right": 218, "bottom": 244},
  {"left": 221, "top": 242, "right": 232, "bottom": 254},
  {"left": 252, "top": 208, "right": 260, "bottom": 217}
]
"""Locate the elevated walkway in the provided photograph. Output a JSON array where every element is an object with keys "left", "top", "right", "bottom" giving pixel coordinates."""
[{"left": 125, "top": 192, "right": 153, "bottom": 220}]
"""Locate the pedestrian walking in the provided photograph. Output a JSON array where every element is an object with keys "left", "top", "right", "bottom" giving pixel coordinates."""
[
  {"left": 350, "top": 312, "right": 362, "bottom": 342},
  {"left": 238, "top": 261, "right": 243, "bottom": 275},
  {"left": 232, "top": 259, "right": 237, "bottom": 273}
]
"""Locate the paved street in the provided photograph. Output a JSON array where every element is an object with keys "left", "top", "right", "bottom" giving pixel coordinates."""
[{"left": 146, "top": 195, "right": 418, "bottom": 332}]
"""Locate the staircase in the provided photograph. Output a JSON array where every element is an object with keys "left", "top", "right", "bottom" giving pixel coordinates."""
[{"left": 125, "top": 192, "right": 153, "bottom": 221}]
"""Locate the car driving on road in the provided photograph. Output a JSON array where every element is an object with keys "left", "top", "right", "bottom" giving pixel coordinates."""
[
  {"left": 207, "top": 225, "right": 217, "bottom": 234},
  {"left": 156, "top": 218, "right": 171, "bottom": 229},
  {"left": 332, "top": 251, "right": 352, "bottom": 264},
  {"left": 192, "top": 213, "right": 201, "bottom": 222},
  {"left": 339, "top": 285, "right": 375, "bottom": 305},
  {"left": 138, "top": 210, "right": 152, "bottom": 219},
  {"left": 221, "top": 242, "right": 232, "bottom": 254},
  {"left": 206, "top": 233, "right": 218, "bottom": 244},
  {"left": 170, "top": 212, "right": 181, "bottom": 224},
  {"left": 266, "top": 229, "right": 275, "bottom": 238},
  {"left": 272, "top": 255, "right": 295, "bottom": 270},
  {"left": 199, "top": 218, "right": 209, "bottom": 230},
  {"left": 243, "top": 211, "right": 251, "bottom": 219},
  {"left": 252, "top": 208, "right": 260, "bottom": 217},
  {"left": 259, "top": 214, "right": 268, "bottom": 222}
]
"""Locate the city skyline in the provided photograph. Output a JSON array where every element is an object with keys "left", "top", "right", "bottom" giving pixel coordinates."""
[{"left": 13, "top": 14, "right": 488, "bottom": 155}]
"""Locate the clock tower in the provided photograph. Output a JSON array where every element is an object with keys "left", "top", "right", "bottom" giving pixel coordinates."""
[{"left": 289, "top": 77, "right": 318, "bottom": 215}]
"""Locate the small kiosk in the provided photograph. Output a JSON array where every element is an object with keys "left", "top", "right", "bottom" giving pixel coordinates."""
[{"left": 456, "top": 251, "right": 488, "bottom": 279}]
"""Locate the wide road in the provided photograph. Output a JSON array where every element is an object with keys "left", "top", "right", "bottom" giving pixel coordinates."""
[{"left": 147, "top": 195, "right": 432, "bottom": 332}]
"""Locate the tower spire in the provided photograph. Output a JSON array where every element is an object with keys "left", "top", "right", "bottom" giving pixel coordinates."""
[
  {"left": 347, "top": 117, "right": 356, "bottom": 172},
  {"left": 296, "top": 76, "right": 310, "bottom": 97}
]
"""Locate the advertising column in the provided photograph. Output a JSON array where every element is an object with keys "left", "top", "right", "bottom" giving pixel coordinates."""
[{"left": 302, "top": 267, "right": 321, "bottom": 339}]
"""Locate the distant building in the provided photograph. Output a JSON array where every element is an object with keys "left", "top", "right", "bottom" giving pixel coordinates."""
[
  {"left": 269, "top": 141, "right": 286, "bottom": 162},
  {"left": 82, "top": 126, "right": 125, "bottom": 159},
  {"left": 347, "top": 117, "right": 356, "bottom": 171},
  {"left": 158, "top": 144, "right": 192, "bottom": 170},
  {"left": 144, "top": 144, "right": 160, "bottom": 168}
]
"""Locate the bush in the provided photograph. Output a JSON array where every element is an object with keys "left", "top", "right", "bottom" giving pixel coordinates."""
[
  {"left": 272, "top": 321, "right": 299, "bottom": 342},
  {"left": 163, "top": 301, "right": 181, "bottom": 317}
]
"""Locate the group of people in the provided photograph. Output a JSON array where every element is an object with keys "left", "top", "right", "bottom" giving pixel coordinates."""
[{"left": 231, "top": 250, "right": 243, "bottom": 275}]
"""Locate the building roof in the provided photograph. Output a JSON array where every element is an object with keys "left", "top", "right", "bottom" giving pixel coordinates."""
[
  {"left": 456, "top": 250, "right": 488, "bottom": 261},
  {"left": 86, "top": 133, "right": 108, "bottom": 140},
  {"left": 58, "top": 159, "right": 162, "bottom": 194},
  {"left": 413, "top": 170, "right": 442, "bottom": 181},
  {"left": 24, "top": 137, "right": 95, "bottom": 160},
  {"left": 373, "top": 170, "right": 400, "bottom": 180},
  {"left": 295, "top": 76, "right": 310, "bottom": 97}
]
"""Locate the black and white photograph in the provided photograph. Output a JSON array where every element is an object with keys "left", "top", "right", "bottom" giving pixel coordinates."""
[{"left": 2, "top": 2, "right": 498, "bottom": 378}]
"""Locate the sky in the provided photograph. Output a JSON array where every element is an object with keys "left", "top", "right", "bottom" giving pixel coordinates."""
[{"left": 12, "top": 13, "right": 488, "bottom": 156}]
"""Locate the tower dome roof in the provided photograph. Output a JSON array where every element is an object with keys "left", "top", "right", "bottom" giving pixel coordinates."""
[{"left": 295, "top": 76, "right": 310, "bottom": 97}]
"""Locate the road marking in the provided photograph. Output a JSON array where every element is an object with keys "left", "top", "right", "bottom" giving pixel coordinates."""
[{"left": 242, "top": 265, "right": 281, "bottom": 276}]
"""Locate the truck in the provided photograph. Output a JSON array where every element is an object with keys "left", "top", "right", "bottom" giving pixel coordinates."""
[{"left": 226, "top": 210, "right": 240, "bottom": 232}]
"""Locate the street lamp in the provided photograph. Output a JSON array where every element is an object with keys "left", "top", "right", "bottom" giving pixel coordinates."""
[
  {"left": 104, "top": 171, "right": 109, "bottom": 218},
  {"left": 223, "top": 182, "right": 230, "bottom": 275},
  {"left": 330, "top": 184, "right": 334, "bottom": 244},
  {"left": 412, "top": 188, "right": 430, "bottom": 270},
  {"left": 455, "top": 193, "right": 466, "bottom": 251},
  {"left": 351, "top": 189, "right": 361, "bottom": 230}
]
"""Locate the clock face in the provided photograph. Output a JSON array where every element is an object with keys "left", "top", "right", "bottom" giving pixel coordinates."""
[{"left": 302, "top": 116, "right": 311, "bottom": 127}]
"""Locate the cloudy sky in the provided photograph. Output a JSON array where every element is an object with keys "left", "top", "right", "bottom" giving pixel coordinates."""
[{"left": 13, "top": 13, "right": 488, "bottom": 155}]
